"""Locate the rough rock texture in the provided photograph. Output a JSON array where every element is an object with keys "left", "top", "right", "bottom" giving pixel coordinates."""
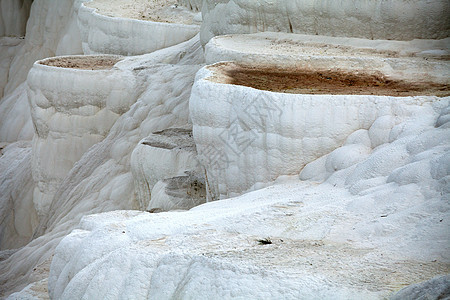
[
  {"left": 1, "top": 0, "right": 449, "bottom": 298},
  {"left": 5, "top": 0, "right": 85, "bottom": 95},
  {"left": 0, "top": 37, "right": 24, "bottom": 98},
  {"left": 48, "top": 100, "right": 450, "bottom": 297},
  {"left": 200, "top": 0, "right": 450, "bottom": 45}
]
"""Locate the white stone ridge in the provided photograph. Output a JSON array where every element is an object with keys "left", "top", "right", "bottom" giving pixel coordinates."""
[
  {"left": 0, "top": 0, "right": 32, "bottom": 37},
  {"left": 205, "top": 32, "right": 450, "bottom": 85},
  {"left": 27, "top": 54, "right": 139, "bottom": 219},
  {"left": 78, "top": 1, "right": 200, "bottom": 56},
  {"left": 190, "top": 62, "right": 448, "bottom": 199},
  {"left": 201, "top": 0, "right": 450, "bottom": 45}
]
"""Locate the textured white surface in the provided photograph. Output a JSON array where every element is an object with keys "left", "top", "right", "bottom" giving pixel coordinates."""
[
  {"left": 4, "top": 0, "right": 84, "bottom": 95},
  {"left": 201, "top": 0, "right": 450, "bottom": 45},
  {"left": 391, "top": 274, "right": 450, "bottom": 300},
  {"left": 48, "top": 102, "right": 450, "bottom": 297},
  {"left": 78, "top": 1, "right": 200, "bottom": 55}
]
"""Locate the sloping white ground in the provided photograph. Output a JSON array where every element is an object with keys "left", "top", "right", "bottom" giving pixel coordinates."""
[
  {"left": 200, "top": 0, "right": 450, "bottom": 45},
  {"left": 0, "top": 141, "right": 36, "bottom": 250},
  {"left": 48, "top": 102, "right": 449, "bottom": 298},
  {"left": 78, "top": 0, "right": 200, "bottom": 55}
]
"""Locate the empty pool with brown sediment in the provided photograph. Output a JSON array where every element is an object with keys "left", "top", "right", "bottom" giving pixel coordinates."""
[
  {"left": 209, "top": 62, "right": 450, "bottom": 97},
  {"left": 39, "top": 55, "right": 123, "bottom": 70}
]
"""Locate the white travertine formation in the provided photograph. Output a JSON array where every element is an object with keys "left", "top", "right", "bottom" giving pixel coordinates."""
[
  {"left": 1, "top": 0, "right": 449, "bottom": 298},
  {"left": 0, "top": 0, "right": 32, "bottom": 37},
  {"left": 190, "top": 65, "right": 448, "bottom": 199},
  {"left": 201, "top": 0, "right": 450, "bottom": 45},
  {"left": 78, "top": 2, "right": 200, "bottom": 55},
  {"left": 0, "top": 83, "right": 33, "bottom": 143},
  {"left": 0, "top": 141, "right": 36, "bottom": 250},
  {"left": 149, "top": 173, "right": 206, "bottom": 212},
  {"left": 27, "top": 55, "right": 137, "bottom": 218},
  {"left": 0, "top": 37, "right": 24, "bottom": 98},
  {"left": 48, "top": 102, "right": 450, "bottom": 297}
]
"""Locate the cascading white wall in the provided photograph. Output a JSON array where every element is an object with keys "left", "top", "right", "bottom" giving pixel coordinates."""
[{"left": 200, "top": 0, "right": 450, "bottom": 45}]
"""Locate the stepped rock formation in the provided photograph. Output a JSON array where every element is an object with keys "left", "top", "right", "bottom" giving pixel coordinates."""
[{"left": 0, "top": 0, "right": 449, "bottom": 298}]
